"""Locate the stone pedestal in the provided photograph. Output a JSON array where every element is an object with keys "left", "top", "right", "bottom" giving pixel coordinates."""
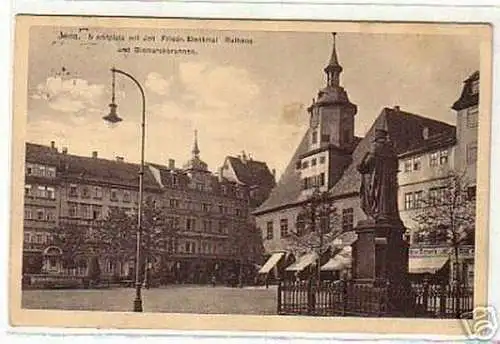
[{"left": 351, "top": 219, "right": 414, "bottom": 316}]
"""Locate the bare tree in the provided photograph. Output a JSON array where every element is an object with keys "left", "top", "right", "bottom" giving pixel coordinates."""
[
  {"left": 412, "top": 172, "right": 476, "bottom": 315},
  {"left": 285, "top": 188, "right": 343, "bottom": 286}
]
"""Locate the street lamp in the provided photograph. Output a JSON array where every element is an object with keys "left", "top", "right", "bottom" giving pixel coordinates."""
[{"left": 103, "top": 67, "right": 146, "bottom": 312}]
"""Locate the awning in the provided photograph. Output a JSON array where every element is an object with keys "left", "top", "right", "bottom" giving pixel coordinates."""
[
  {"left": 409, "top": 256, "right": 449, "bottom": 274},
  {"left": 258, "top": 252, "right": 284, "bottom": 274},
  {"left": 286, "top": 252, "right": 318, "bottom": 272},
  {"left": 321, "top": 247, "right": 352, "bottom": 271}
]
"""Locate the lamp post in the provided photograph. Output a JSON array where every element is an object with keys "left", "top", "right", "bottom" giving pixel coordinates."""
[{"left": 103, "top": 67, "right": 146, "bottom": 312}]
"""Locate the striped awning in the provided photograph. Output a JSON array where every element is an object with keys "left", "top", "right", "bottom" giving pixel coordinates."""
[
  {"left": 285, "top": 252, "right": 318, "bottom": 272},
  {"left": 321, "top": 247, "right": 352, "bottom": 271},
  {"left": 409, "top": 256, "right": 449, "bottom": 274},
  {"left": 258, "top": 252, "right": 284, "bottom": 274}
]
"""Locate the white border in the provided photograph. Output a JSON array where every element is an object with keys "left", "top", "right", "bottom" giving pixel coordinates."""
[{"left": 3, "top": 1, "right": 500, "bottom": 343}]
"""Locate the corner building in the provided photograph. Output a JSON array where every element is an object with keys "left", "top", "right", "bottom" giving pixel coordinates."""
[{"left": 253, "top": 33, "right": 478, "bottom": 286}]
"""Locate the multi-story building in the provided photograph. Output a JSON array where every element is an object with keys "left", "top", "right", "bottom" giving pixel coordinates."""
[
  {"left": 23, "top": 142, "right": 61, "bottom": 274},
  {"left": 253, "top": 33, "right": 478, "bottom": 286},
  {"left": 22, "top": 132, "right": 271, "bottom": 284}
]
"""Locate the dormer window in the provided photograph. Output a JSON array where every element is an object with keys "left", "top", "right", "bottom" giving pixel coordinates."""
[
  {"left": 422, "top": 127, "right": 429, "bottom": 140},
  {"left": 471, "top": 80, "right": 479, "bottom": 95}
]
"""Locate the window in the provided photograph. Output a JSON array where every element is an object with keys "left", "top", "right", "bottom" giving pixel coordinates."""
[
  {"left": 24, "top": 208, "right": 32, "bottom": 220},
  {"left": 296, "top": 161, "right": 302, "bottom": 170},
  {"left": 202, "top": 203, "right": 211, "bottom": 212},
  {"left": 439, "top": 150, "right": 449, "bottom": 165},
  {"left": 185, "top": 242, "right": 190, "bottom": 253},
  {"left": 311, "top": 131, "right": 318, "bottom": 144},
  {"left": 235, "top": 208, "right": 242, "bottom": 216},
  {"left": 429, "top": 187, "right": 447, "bottom": 205},
  {"left": 37, "top": 186, "right": 47, "bottom": 198},
  {"left": 24, "top": 232, "right": 30, "bottom": 243},
  {"left": 413, "top": 157, "right": 421, "bottom": 171},
  {"left": 110, "top": 189, "right": 119, "bottom": 201},
  {"left": 467, "top": 107, "right": 478, "bottom": 128},
  {"left": 24, "top": 184, "right": 32, "bottom": 197},
  {"left": 46, "top": 186, "right": 55, "bottom": 199},
  {"left": 93, "top": 186, "right": 103, "bottom": 199},
  {"left": 81, "top": 186, "right": 90, "bottom": 199},
  {"left": 172, "top": 175, "right": 178, "bottom": 186},
  {"left": 92, "top": 206, "right": 102, "bottom": 220},
  {"left": 123, "top": 191, "right": 131, "bottom": 203},
  {"left": 221, "top": 185, "right": 227, "bottom": 195},
  {"left": 404, "top": 192, "right": 414, "bottom": 210},
  {"left": 430, "top": 152, "right": 439, "bottom": 167},
  {"left": 319, "top": 156, "right": 326, "bottom": 164},
  {"left": 404, "top": 159, "right": 412, "bottom": 172},
  {"left": 342, "top": 208, "right": 354, "bottom": 232},
  {"left": 68, "top": 203, "right": 78, "bottom": 217},
  {"left": 169, "top": 199, "right": 180, "bottom": 208},
  {"left": 46, "top": 167, "right": 56, "bottom": 177},
  {"left": 414, "top": 190, "right": 424, "bottom": 208},
  {"left": 196, "top": 183, "right": 204, "bottom": 191},
  {"left": 280, "top": 219, "right": 289, "bottom": 238},
  {"left": 36, "top": 209, "right": 44, "bottom": 221},
  {"left": 81, "top": 204, "right": 90, "bottom": 219},
  {"left": 203, "top": 220, "right": 212, "bottom": 232},
  {"left": 467, "top": 142, "right": 478, "bottom": 165},
  {"left": 26, "top": 164, "right": 33, "bottom": 175},
  {"left": 302, "top": 160, "right": 309, "bottom": 169},
  {"left": 266, "top": 221, "right": 273, "bottom": 240},
  {"left": 311, "top": 158, "right": 317, "bottom": 166},
  {"left": 471, "top": 80, "right": 479, "bottom": 95},
  {"left": 319, "top": 173, "right": 325, "bottom": 186},
  {"left": 45, "top": 210, "right": 54, "bottom": 221},
  {"left": 186, "top": 218, "right": 196, "bottom": 231},
  {"left": 69, "top": 185, "right": 78, "bottom": 198}
]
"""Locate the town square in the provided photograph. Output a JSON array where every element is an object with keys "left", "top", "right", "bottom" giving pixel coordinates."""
[{"left": 17, "top": 19, "right": 482, "bottom": 320}]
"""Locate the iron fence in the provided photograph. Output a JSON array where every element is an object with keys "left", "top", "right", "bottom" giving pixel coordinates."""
[{"left": 277, "top": 279, "right": 473, "bottom": 318}]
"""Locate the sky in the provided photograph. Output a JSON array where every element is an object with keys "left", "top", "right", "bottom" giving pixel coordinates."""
[{"left": 26, "top": 25, "right": 480, "bottom": 179}]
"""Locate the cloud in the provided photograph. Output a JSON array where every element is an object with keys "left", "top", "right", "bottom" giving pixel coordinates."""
[
  {"left": 145, "top": 72, "right": 171, "bottom": 96},
  {"left": 178, "top": 62, "right": 260, "bottom": 109},
  {"left": 281, "top": 102, "right": 306, "bottom": 126},
  {"left": 32, "top": 76, "right": 105, "bottom": 113}
]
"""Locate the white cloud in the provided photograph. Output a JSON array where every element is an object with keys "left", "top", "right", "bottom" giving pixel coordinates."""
[
  {"left": 145, "top": 72, "right": 172, "bottom": 96},
  {"left": 178, "top": 62, "right": 260, "bottom": 109},
  {"left": 32, "top": 76, "right": 105, "bottom": 113}
]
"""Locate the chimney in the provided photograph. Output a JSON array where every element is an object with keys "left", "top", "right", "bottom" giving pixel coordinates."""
[
  {"left": 394, "top": 105, "right": 400, "bottom": 111},
  {"left": 50, "top": 141, "right": 55, "bottom": 149},
  {"left": 168, "top": 159, "right": 175, "bottom": 169},
  {"left": 272, "top": 168, "right": 276, "bottom": 180},
  {"left": 92, "top": 151, "right": 98, "bottom": 158},
  {"left": 116, "top": 156, "right": 124, "bottom": 162},
  {"left": 62, "top": 147, "right": 68, "bottom": 154}
]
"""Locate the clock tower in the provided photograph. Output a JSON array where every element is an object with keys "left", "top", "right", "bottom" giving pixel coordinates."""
[{"left": 298, "top": 33, "right": 358, "bottom": 194}]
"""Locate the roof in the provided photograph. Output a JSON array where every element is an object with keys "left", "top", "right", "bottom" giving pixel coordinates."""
[
  {"left": 26, "top": 142, "right": 160, "bottom": 190},
  {"left": 254, "top": 107, "right": 457, "bottom": 214},
  {"left": 59, "top": 153, "right": 160, "bottom": 190},
  {"left": 226, "top": 156, "right": 275, "bottom": 189},
  {"left": 399, "top": 130, "right": 456, "bottom": 159},
  {"left": 253, "top": 130, "right": 311, "bottom": 214},
  {"left": 25, "top": 143, "right": 60, "bottom": 166},
  {"left": 452, "top": 70, "right": 479, "bottom": 111},
  {"left": 330, "top": 107, "right": 456, "bottom": 197}
]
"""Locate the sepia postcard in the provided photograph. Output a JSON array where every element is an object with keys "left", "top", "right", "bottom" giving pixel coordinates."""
[{"left": 9, "top": 15, "right": 493, "bottom": 337}]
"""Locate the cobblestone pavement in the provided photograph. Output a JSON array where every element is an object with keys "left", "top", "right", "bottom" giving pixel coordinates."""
[{"left": 22, "top": 285, "right": 278, "bottom": 314}]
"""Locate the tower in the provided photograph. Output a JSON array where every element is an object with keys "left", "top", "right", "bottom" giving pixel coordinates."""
[{"left": 298, "top": 33, "right": 358, "bottom": 194}]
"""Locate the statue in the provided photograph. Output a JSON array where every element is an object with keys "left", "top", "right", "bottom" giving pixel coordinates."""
[{"left": 357, "top": 129, "right": 400, "bottom": 223}]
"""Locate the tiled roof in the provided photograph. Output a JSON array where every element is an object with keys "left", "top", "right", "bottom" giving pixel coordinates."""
[
  {"left": 227, "top": 156, "right": 275, "bottom": 189},
  {"left": 254, "top": 107, "right": 456, "bottom": 214},
  {"left": 253, "top": 130, "right": 311, "bottom": 214},
  {"left": 399, "top": 130, "right": 456, "bottom": 159},
  {"left": 330, "top": 107, "right": 456, "bottom": 197},
  {"left": 452, "top": 71, "right": 479, "bottom": 111},
  {"left": 25, "top": 143, "right": 60, "bottom": 166},
  {"left": 26, "top": 143, "right": 160, "bottom": 190}
]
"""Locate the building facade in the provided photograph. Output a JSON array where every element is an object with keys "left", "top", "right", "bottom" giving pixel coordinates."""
[
  {"left": 253, "top": 34, "right": 478, "bottom": 286},
  {"left": 22, "top": 133, "right": 272, "bottom": 285}
]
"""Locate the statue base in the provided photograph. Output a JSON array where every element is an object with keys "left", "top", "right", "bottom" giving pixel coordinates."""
[{"left": 351, "top": 218, "right": 414, "bottom": 316}]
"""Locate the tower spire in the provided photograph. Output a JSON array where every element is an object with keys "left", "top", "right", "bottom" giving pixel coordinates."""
[
  {"left": 192, "top": 129, "right": 200, "bottom": 158},
  {"left": 324, "top": 32, "right": 343, "bottom": 87}
]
